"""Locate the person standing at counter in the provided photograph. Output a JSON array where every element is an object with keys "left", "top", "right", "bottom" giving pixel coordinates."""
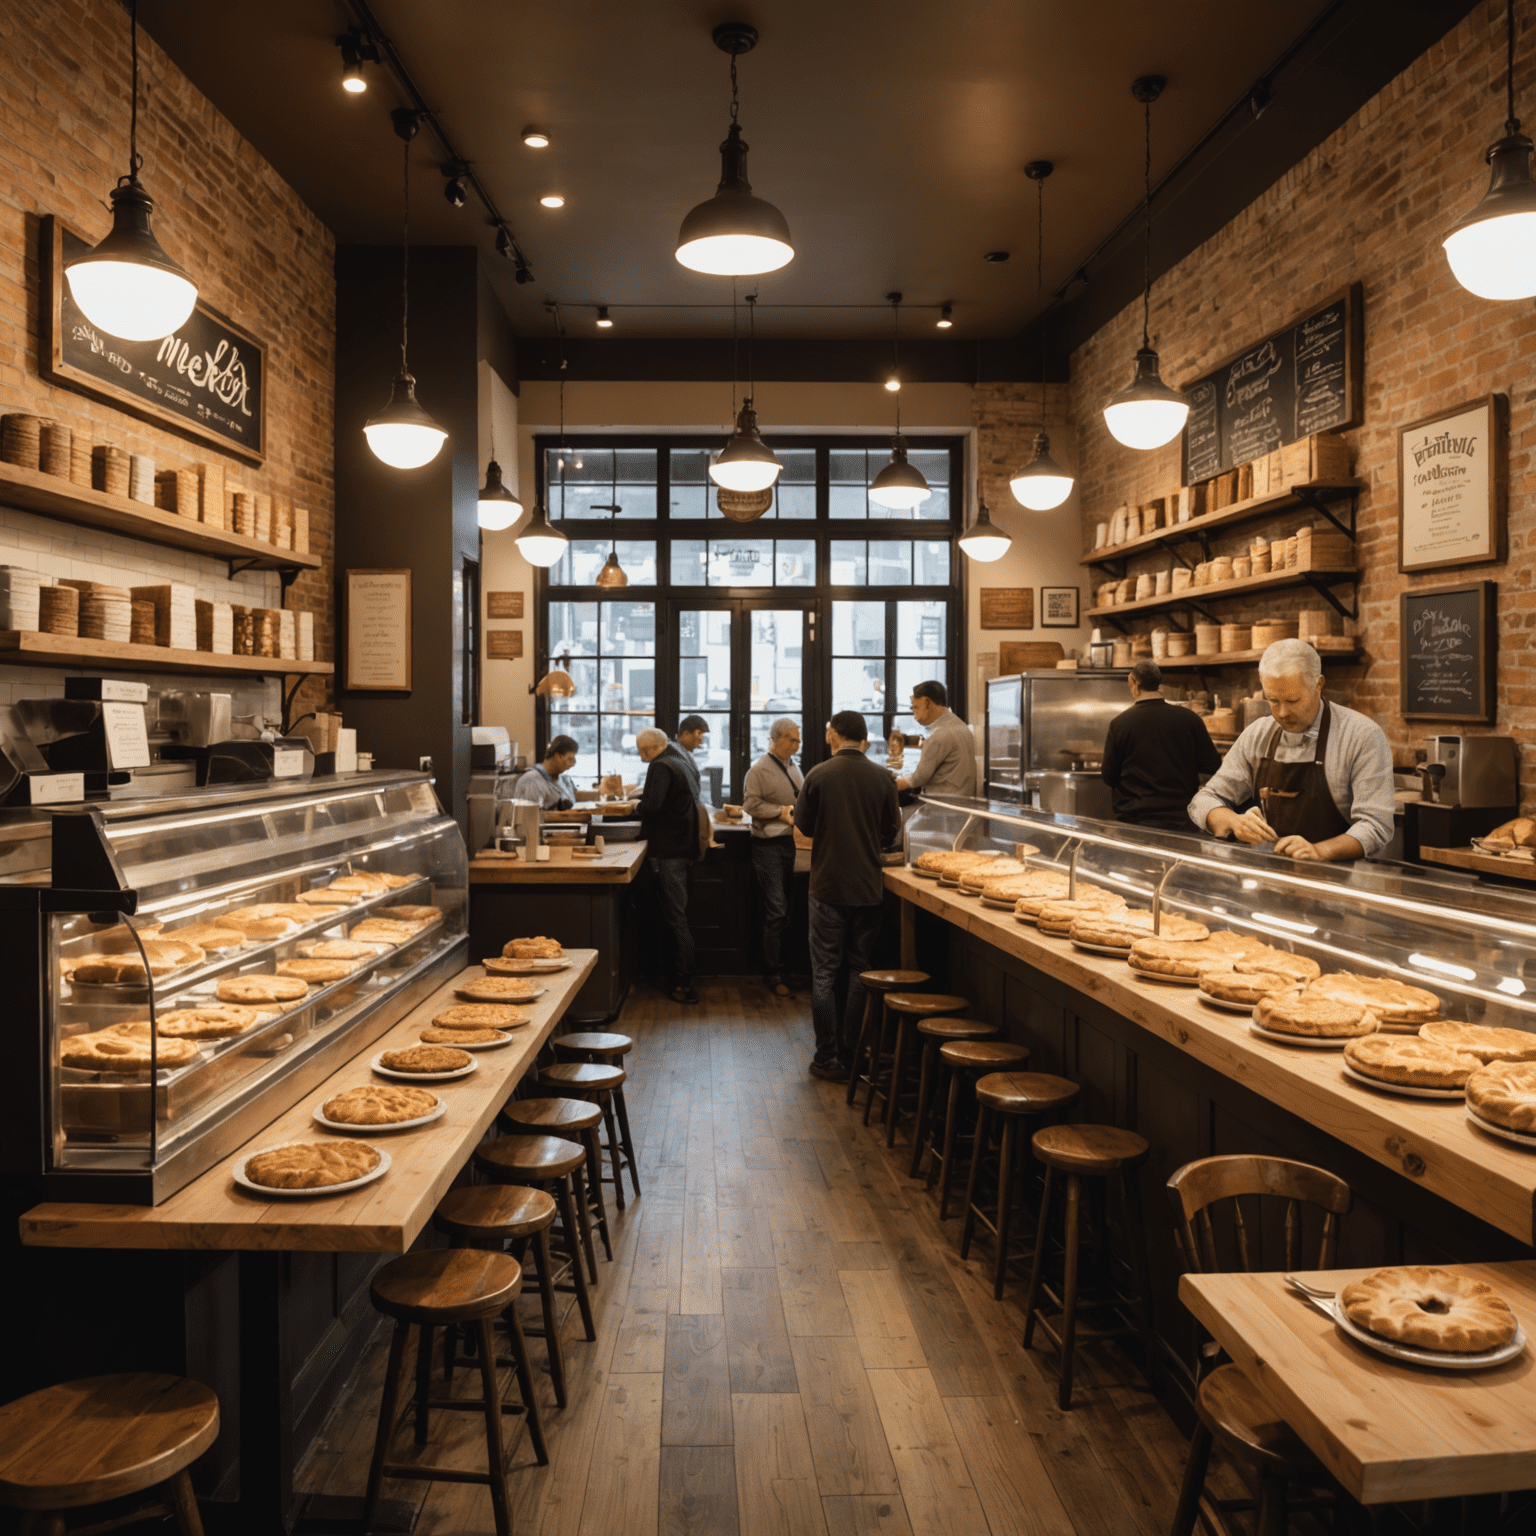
[
  {"left": 795, "top": 711, "right": 901, "bottom": 1080},
  {"left": 743, "top": 717, "right": 804, "bottom": 998},
  {"left": 1189, "top": 639, "right": 1394, "bottom": 862},
  {"left": 666, "top": 715, "right": 709, "bottom": 803},
  {"left": 637, "top": 727, "right": 701, "bottom": 1004},
  {"left": 891, "top": 681, "right": 977, "bottom": 797},
  {"left": 512, "top": 736, "right": 580, "bottom": 811},
  {"left": 1101, "top": 661, "right": 1221, "bottom": 830}
]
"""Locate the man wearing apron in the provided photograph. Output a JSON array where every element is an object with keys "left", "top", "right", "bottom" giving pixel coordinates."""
[{"left": 1189, "top": 639, "right": 1395, "bottom": 862}]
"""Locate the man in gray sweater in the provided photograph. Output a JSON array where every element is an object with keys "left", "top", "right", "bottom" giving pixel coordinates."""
[{"left": 743, "top": 717, "right": 803, "bottom": 997}]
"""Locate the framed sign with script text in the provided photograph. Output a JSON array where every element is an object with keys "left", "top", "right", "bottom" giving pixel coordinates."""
[
  {"left": 1400, "top": 580, "right": 1496, "bottom": 723},
  {"left": 1398, "top": 395, "right": 1506, "bottom": 573},
  {"left": 978, "top": 588, "right": 1033, "bottom": 630},
  {"left": 1039, "top": 587, "right": 1080, "bottom": 628},
  {"left": 345, "top": 570, "right": 412, "bottom": 692},
  {"left": 40, "top": 215, "right": 266, "bottom": 464}
]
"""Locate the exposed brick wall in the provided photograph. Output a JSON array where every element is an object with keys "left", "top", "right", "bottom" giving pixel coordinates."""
[
  {"left": 0, "top": 0, "right": 334, "bottom": 716},
  {"left": 1067, "top": 0, "right": 1536, "bottom": 793}
]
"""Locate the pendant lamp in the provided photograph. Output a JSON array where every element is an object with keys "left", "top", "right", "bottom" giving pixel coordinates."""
[
  {"left": 591, "top": 454, "right": 629, "bottom": 586},
  {"left": 676, "top": 24, "right": 794, "bottom": 276},
  {"left": 957, "top": 499, "right": 1011, "bottom": 562},
  {"left": 365, "top": 113, "right": 448, "bottom": 469},
  {"left": 1102, "top": 78, "right": 1188, "bottom": 451},
  {"left": 869, "top": 295, "right": 931, "bottom": 511},
  {"left": 1010, "top": 163, "right": 1076, "bottom": 511},
  {"left": 477, "top": 459, "right": 522, "bottom": 531},
  {"left": 64, "top": 0, "right": 198, "bottom": 342},
  {"left": 711, "top": 292, "right": 782, "bottom": 495},
  {"left": 1444, "top": 1, "right": 1536, "bottom": 299},
  {"left": 517, "top": 312, "right": 572, "bottom": 568}
]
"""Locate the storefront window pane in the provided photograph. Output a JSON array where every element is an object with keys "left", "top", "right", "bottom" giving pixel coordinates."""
[
  {"left": 832, "top": 600, "right": 885, "bottom": 656},
  {"left": 915, "top": 540, "right": 951, "bottom": 585},
  {"left": 833, "top": 658, "right": 886, "bottom": 714},
  {"left": 549, "top": 540, "right": 657, "bottom": 586},
  {"left": 775, "top": 539, "right": 814, "bottom": 585},
  {"left": 909, "top": 450, "right": 951, "bottom": 520},
  {"left": 829, "top": 541, "right": 866, "bottom": 584},
  {"left": 829, "top": 447, "right": 872, "bottom": 518},
  {"left": 546, "top": 601, "right": 599, "bottom": 657},
  {"left": 869, "top": 541, "right": 911, "bottom": 584},
  {"left": 897, "top": 599, "right": 948, "bottom": 657},
  {"left": 548, "top": 447, "right": 657, "bottom": 519},
  {"left": 706, "top": 538, "right": 773, "bottom": 586},
  {"left": 773, "top": 448, "right": 816, "bottom": 518}
]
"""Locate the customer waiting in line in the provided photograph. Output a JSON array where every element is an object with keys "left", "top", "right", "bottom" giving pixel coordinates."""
[
  {"left": 667, "top": 715, "right": 709, "bottom": 803},
  {"left": 1100, "top": 661, "right": 1221, "bottom": 830},
  {"left": 637, "top": 726, "right": 701, "bottom": 1004},
  {"left": 511, "top": 735, "right": 580, "bottom": 811},
  {"left": 794, "top": 711, "right": 901, "bottom": 1080},
  {"left": 892, "top": 680, "right": 977, "bottom": 797},
  {"left": 743, "top": 717, "right": 803, "bottom": 998}
]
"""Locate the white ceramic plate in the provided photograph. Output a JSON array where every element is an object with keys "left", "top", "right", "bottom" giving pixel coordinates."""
[
  {"left": 1248, "top": 1021, "right": 1355, "bottom": 1049},
  {"left": 422, "top": 1031, "right": 513, "bottom": 1051},
  {"left": 910, "top": 867, "right": 940, "bottom": 880},
  {"left": 233, "top": 1144, "right": 392, "bottom": 1197},
  {"left": 312, "top": 1099, "right": 445, "bottom": 1134},
  {"left": 1465, "top": 1106, "right": 1536, "bottom": 1148},
  {"left": 486, "top": 957, "right": 570, "bottom": 973},
  {"left": 1012, "top": 912, "right": 1040, "bottom": 926},
  {"left": 455, "top": 985, "right": 546, "bottom": 1003},
  {"left": 1128, "top": 966, "right": 1201, "bottom": 986},
  {"left": 370, "top": 1051, "right": 479, "bottom": 1083},
  {"left": 1200, "top": 990, "right": 1274, "bottom": 1013},
  {"left": 1072, "top": 940, "right": 1134, "bottom": 958},
  {"left": 1326, "top": 1297, "right": 1527, "bottom": 1370},
  {"left": 980, "top": 896, "right": 1026, "bottom": 910},
  {"left": 1340, "top": 1062, "right": 1465, "bottom": 1100}
]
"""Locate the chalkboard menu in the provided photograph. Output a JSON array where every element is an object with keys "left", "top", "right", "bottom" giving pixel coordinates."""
[
  {"left": 1400, "top": 580, "right": 1496, "bottom": 723},
  {"left": 1180, "top": 283, "right": 1361, "bottom": 485},
  {"left": 41, "top": 216, "right": 266, "bottom": 464}
]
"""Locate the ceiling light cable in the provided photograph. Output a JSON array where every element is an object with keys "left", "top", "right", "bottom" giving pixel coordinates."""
[
  {"left": 514, "top": 304, "right": 569, "bottom": 565},
  {"left": 868, "top": 294, "right": 931, "bottom": 511}
]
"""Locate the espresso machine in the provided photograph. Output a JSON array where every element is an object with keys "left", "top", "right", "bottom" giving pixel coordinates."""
[{"left": 1405, "top": 734, "right": 1520, "bottom": 861}]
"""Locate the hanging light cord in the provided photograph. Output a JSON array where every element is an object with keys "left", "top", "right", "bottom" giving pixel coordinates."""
[
  {"left": 746, "top": 289, "right": 758, "bottom": 400},
  {"left": 1141, "top": 93, "right": 1152, "bottom": 350},
  {"left": 400, "top": 133, "right": 411, "bottom": 375},
  {"left": 731, "top": 277, "right": 739, "bottom": 417},
  {"left": 127, "top": 0, "right": 142, "bottom": 181},
  {"left": 891, "top": 297, "right": 902, "bottom": 434},
  {"left": 730, "top": 49, "right": 741, "bottom": 125},
  {"left": 1036, "top": 175, "right": 1046, "bottom": 431},
  {"left": 1508, "top": 0, "right": 1520, "bottom": 136}
]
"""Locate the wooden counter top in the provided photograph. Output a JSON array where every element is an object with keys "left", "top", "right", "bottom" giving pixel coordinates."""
[
  {"left": 469, "top": 842, "right": 646, "bottom": 884},
  {"left": 887, "top": 867, "right": 1536, "bottom": 1245},
  {"left": 18, "top": 950, "right": 597, "bottom": 1253},
  {"left": 1420, "top": 844, "right": 1536, "bottom": 882}
]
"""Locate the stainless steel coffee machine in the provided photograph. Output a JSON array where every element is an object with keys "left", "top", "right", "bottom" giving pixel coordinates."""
[{"left": 1419, "top": 735, "right": 1519, "bottom": 807}]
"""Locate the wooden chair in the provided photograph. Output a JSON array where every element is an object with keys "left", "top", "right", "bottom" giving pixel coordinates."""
[
  {"left": 0, "top": 1373, "right": 218, "bottom": 1536},
  {"left": 907, "top": 1015, "right": 1001, "bottom": 1178},
  {"left": 1165, "top": 1155, "right": 1352, "bottom": 1536},
  {"left": 923, "top": 1037, "right": 1031, "bottom": 1218},
  {"left": 502, "top": 1095, "right": 612, "bottom": 1267},
  {"left": 880, "top": 992, "right": 969, "bottom": 1146},
  {"left": 552, "top": 1031, "right": 641, "bottom": 1203},
  {"left": 844, "top": 969, "right": 930, "bottom": 1113}
]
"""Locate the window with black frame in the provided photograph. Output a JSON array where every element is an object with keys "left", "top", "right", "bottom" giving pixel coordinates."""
[{"left": 535, "top": 436, "right": 963, "bottom": 799}]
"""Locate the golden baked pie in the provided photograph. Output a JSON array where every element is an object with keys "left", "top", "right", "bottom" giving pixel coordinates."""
[
  {"left": 379, "top": 1045, "right": 471, "bottom": 1074},
  {"left": 350, "top": 919, "right": 416, "bottom": 945},
  {"left": 219, "top": 914, "right": 295, "bottom": 939},
  {"left": 1305, "top": 973, "right": 1442, "bottom": 1026},
  {"left": 321, "top": 1084, "right": 438, "bottom": 1125},
  {"left": 1420, "top": 1021, "right": 1536, "bottom": 1064},
  {"left": 379, "top": 873, "right": 416, "bottom": 889},
  {"left": 1340, "top": 1266, "right": 1518, "bottom": 1353},
  {"left": 377, "top": 904, "right": 442, "bottom": 927},
  {"left": 502, "top": 936, "right": 564, "bottom": 959},
  {"left": 1128, "top": 932, "right": 1262, "bottom": 979},
  {"left": 1071, "top": 911, "right": 1209, "bottom": 948},
  {"left": 979, "top": 871, "right": 1070, "bottom": 903},
  {"left": 277, "top": 958, "right": 357, "bottom": 983},
  {"left": 914, "top": 850, "right": 993, "bottom": 876},
  {"left": 957, "top": 858, "right": 1030, "bottom": 891},
  {"left": 167, "top": 923, "right": 246, "bottom": 951},
  {"left": 480, "top": 955, "right": 564, "bottom": 975},
  {"left": 91, "top": 922, "right": 164, "bottom": 952},
  {"left": 1233, "top": 948, "right": 1322, "bottom": 983},
  {"left": 457, "top": 976, "right": 539, "bottom": 1001},
  {"left": 1014, "top": 885, "right": 1121, "bottom": 920},
  {"left": 225, "top": 904, "right": 299, "bottom": 923},
  {"left": 1466, "top": 1060, "right": 1536, "bottom": 1131},
  {"left": 432, "top": 1003, "right": 529, "bottom": 1029},
  {"left": 146, "top": 1006, "right": 259, "bottom": 1039},
  {"left": 1199, "top": 970, "right": 1297, "bottom": 1006},
  {"left": 302, "top": 939, "right": 379, "bottom": 960},
  {"left": 73, "top": 939, "right": 206, "bottom": 984},
  {"left": 1255, "top": 993, "right": 1377, "bottom": 1038},
  {"left": 245, "top": 1140, "right": 380, "bottom": 1190},
  {"left": 1038, "top": 897, "right": 1134, "bottom": 936},
  {"left": 217, "top": 974, "right": 311, "bottom": 1005},
  {"left": 326, "top": 873, "right": 394, "bottom": 894},
  {"left": 299, "top": 887, "right": 360, "bottom": 905},
  {"left": 1342, "top": 1033, "right": 1479, "bottom": 1087},
  {"left": 421, "top": 1025, "right": 507, "bottom": 1044},
  {"left": 61, "top": 1027, "right": 200, "bottom": 1072}
]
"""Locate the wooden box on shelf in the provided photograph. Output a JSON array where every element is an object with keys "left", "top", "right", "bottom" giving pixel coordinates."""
[{"left": 1296, "top": 526, "right": 1352, "bottom": 569}]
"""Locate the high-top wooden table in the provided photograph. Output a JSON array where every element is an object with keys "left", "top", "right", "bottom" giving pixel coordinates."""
[{"left": 1179, "top": 1262, "right": 1536, "bottom": 1504}]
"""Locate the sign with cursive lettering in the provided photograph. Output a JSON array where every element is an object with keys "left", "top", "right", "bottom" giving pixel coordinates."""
[
  {"left": 1400, "top": 580, "right": 1495, "bottom": 722},
  {"left": 41, "top": 215, "right": 266, "bottom": 464},
  {"left": 345, "top": 569, "right": 413, "bottom": 691},
  {"left": 1398, "top": 395, "right": 1506, "bottom": 573}
]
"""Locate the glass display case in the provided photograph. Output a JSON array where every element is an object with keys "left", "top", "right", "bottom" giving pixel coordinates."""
[
  {"left": 9, "top": 771, "right": 467, "bottom": 1205},
  {"left": 906, "top": 794, "right": 1536, "bottom": 1032}
]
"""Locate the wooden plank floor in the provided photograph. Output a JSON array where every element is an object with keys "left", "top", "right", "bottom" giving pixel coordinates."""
[{"left": 294, "top": 980, "right": 1236, "bottom": 1536}]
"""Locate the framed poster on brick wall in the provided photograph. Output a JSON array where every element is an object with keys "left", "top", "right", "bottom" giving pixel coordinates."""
[{"left": 1398, "top": 395, "right": 1506, "bottom": 573}]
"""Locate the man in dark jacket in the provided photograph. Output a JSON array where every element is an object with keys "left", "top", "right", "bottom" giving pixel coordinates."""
[
  {"left": 1100, "top": 660, "right": 1221, "bottom": 830},
  {"left": 638, "top": 726, "right": 701, "bottom": 1004},
  {"left": 794, "top": 710, "right": 900, "bottom": 1080}
]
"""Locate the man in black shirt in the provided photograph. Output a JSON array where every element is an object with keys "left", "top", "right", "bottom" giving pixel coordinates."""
[
  {"left": 1100, "top": 660, "right": 1221, "bottom": 831},
  {"left": 638, "top": 726, "right": 701, "bottom": 1004},
  {"left": 794, "top": 711, "right": 900, "bottom": 1079}
]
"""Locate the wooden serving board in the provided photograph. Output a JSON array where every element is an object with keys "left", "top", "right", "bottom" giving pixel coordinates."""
[{"left": 1420, "top": 844, "right": 1536, "bottom": 882}]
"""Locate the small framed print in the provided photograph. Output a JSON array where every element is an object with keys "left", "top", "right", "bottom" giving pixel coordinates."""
[
  {"left": 1398, "top": 394, "right": 1507, "bottom": 573},
  {"left": 1039, "top": 586, "right": 1080, "bottom": 627},
  {"left": 487, "top": 591, "right": 524, "bottom": 619},
  {"left": 979, "top": 587, "right": 1033, "bottom": 629}
]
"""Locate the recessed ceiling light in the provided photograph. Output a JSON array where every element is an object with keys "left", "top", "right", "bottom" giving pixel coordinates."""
[
  {"left": 522, "top": 127, "right": 551, "bottom": 149},
  {"left": 884, "top": 377, "right": 901, "bottom": 392},
  {"left": 540, "top": 194, "right": 565, "bottom": 208},
  {"left": 936, "top": 305, "right": 953, "bottom": 328},
  {"left": 595, "top": 306, "right": 613, "bottom": 328},
  {"left": 983, "top": 251, "right": 1010, "bottom": 263}
]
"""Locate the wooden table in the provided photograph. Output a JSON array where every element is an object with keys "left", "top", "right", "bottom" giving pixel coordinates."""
[
  {"left": 1179, "top": 1263, "right": 1536, "bottom": 1504},
  {"left": 1421, "top": 844, "right": 1536, "bottom": 882},
  {"left": 19, "top": 950, "right": 597, "bottom": 1253},
  {"left": 469, "top": 842, "right": 647, "bottom": 884}
]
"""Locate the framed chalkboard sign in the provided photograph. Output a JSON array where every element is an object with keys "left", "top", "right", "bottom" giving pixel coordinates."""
[
  {"left": 1400, "top": 580, "right": 1496, "bottom": 723},
  {"left": 40, "top": 215, "right": 266, "bottom": 465},
  {"left": 1179, "top": 283, "right": 1362, "bottom": 485}
]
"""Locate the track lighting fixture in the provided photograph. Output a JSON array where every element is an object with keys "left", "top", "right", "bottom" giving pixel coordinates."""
[
  {"left": 522, "top": 128, "right": 551, "bottom": 149},
  {"left": 64, "top": 0, "right": 198, "bottom": 342},
  {"left": 1102, "top": 76, "right": 1188, "bottom": 450},
  {"left": 443, "top": 168, "right": 468, "bottom": 208},
  {"left": 869, "top": 295, "right": 930, "bottom": 512},
  {"left": 710, "top": 292, "right": 782, "bottom": 496},
  {"left": 595, "top": 307, "right": 613, "bottom": 328},
  {"left": 337, "top": 29, "right": 376, "bottom": 94},
  {"left": 676, "top": 23, "right": 794, "bottom": 276},
  {"left": 518, "top": 312, "right": 572, "bottom": 567},
  {"left": 957, "top": 499, "right": 1012, "bottom": 562},
  {"left": 936, "top": 305, "right": 953, "bottom": 329}
]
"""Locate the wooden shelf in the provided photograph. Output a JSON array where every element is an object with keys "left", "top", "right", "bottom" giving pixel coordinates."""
[
  {"left": 1154, "top": 641, "right": 1360, "bottom": 670},
  {"left": 1086, "top": 564, "right": 1358, "bottom": 621},
  {"left": 0, "top": 460, "right": 320, "bottom": 573},
  {"left": 0, "top": 630, "right": 332, "bottom": 677},
  {"left": 1080, "top": 480, "right": 1364, "bottom": 568}
]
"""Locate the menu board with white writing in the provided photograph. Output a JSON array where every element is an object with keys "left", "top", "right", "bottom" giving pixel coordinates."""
[
  {"left": 1400, "top": 581, "right": 1495, "bottom": 722},
  {"left": 345, "top": 570, "right": 412, "bottom": 691}
]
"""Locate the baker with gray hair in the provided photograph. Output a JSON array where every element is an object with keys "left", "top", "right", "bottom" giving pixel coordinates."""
[
  {"left": 742, "top": 717, "right": 805, "bottom": 997},
  {"left": 1188, "top": 639, "right": 1394, "bottom": 862}
]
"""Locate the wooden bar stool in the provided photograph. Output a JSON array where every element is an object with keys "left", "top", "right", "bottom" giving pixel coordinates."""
[
  {"left": 907, "top": 1016, "right": 1000, "bottom": 1177},
  {"left": 881, "top": 992, "right": 969, "bottom": 1147},
  {"left": 552, "top": 1031, "right": 641, "bottom": 1203},
  {"left": 923, "top": 1038, "right": 1031, "bottom": 1216},
  {"left": 475, "top": 1135, "right": 597, "bottom": 1342},
  {"left": 501, "top": 1096, "right": 612, "bottom": 1268},
  {"left": 363, "top": 1249, "right": 545, "bottom": 1536},
  {"left": 0, "top": 1373, "right": 218, "bottom": 1536},
  {"left": 539, "top": 1059, "right": 631, "bottom": 1235},
  {"left": 844, "top": 969, "right": 929, "bottom": 1112},
  {"left": 1022, "top": 1124, "right": 1153, "bottom": 1410},
  {"left": 959, "top": 1072, "right": 1081, "bottom": 1298},
  {"left": 435, "top": 1184, "right": 569, "bottom": 1410}
]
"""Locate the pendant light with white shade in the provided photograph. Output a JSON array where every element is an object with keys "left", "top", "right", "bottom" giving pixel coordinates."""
[
  {"left": 64, "top": 0, "right": 199, "bottom": 342},
  {"left": 710, "top": 291, "right": 782, "bottom": 493},
  {"left": 1444, "top": 1, "right": 1536, "bottom": 299},
  {"left": 365, "top": 112, "right": 449, "bottom": 469},
  {"left": 515, "top": 310, "right": 571, "bottom": 568},
  {"left": 1102, "top": 77, "right": 1189, "bottom": 451},
  {"left": 869, "top": 295, "right": 931, "bottom": 512},
  {"left": 476, "top": 450, "right": 522, "bottom": 532},
  {"left": 1009, "top": 162, "right": 1075, "bottom": 511},
  {"left": 957, "top": 499, "right": 1011, "bottom": 562}
]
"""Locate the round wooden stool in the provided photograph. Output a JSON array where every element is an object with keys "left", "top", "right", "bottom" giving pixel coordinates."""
[
  {"left": 0, "top": 1373, "right": 218, "bottom": 1536},
  {"left": 845, "top": 969, "right": 929, "bottom": 1112},
  {"left": 552, "top": 1033, "right": 641, "bottom": 1204},
  {"left": 907, "top": 1016, "right": 1001, "bottom": 1178},
  {"left": 1022, "top": 1124, "right": 1153, "bottom": 1410},
  {"left": 364, "top": 1249, "right": 545, "bottom": 1536},
  {"left": 475, "top": 1135, "right": 596, "bottom": 1343},
  {"left": 501, "top": 1096, "right": 611, "bottom": 1268},
  {"left": 435, "top": 1184, "right": 568, "bottom": 1409},
  {"left": 880, "top": 992, "right": 968, "bottom": 1147},
  {"left": 959, "top": 1072, "right": 1081, "bottom": 1299},
  {"left": 539, "top": 1059, "right": 635, "bottom": 1226},
  {"left": 923, "top": 1038, "right": 1031, "bottom": 1217}
]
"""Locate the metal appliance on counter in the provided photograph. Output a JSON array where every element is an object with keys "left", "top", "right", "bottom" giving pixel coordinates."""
[
  {"left": 986, "top": 671, "right": 1129, "bottom": 815},
  {"left": 1, "top": 692, "right": 196, "bottom": 802},
  {"left": 1403, "top": 733, "right": 1520, "bottom": 862},
  {"left": 467, "top": 726, "right": 519, "bottom": 851}
]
